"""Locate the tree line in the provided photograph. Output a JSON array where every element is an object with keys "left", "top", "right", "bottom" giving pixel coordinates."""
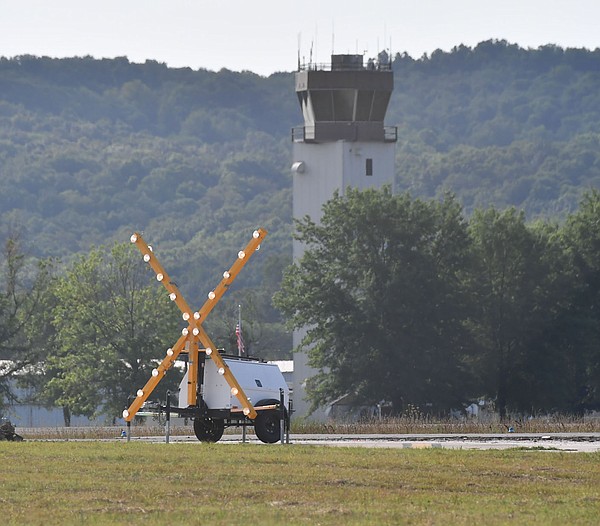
[
  {"left": 2, "top": 189, "right": 600, "bottom": 421},
  {"left": 275, "top": 188, "right": 600, "bottom": 418}
]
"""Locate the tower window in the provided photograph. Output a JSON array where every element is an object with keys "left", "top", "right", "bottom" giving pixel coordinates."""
[{"left": 366, "top": 158, "right": 373, "bottom": 176}]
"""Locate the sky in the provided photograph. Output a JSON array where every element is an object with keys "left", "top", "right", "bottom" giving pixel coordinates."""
[{"left": 1, "top": 0, "right": 599, "bottom": 76}]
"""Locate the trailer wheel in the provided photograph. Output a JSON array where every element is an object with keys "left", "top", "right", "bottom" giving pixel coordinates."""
[
  {"left": 193, "top": 417, "right": 224, "bottom": 442},
  {"left": 254, "top": 410, "right": 283, "bottom": 444}
]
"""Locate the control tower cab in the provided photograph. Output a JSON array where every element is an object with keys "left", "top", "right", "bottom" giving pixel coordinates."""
[{"left": 293, "top": 53, "right": 396, "bottom": 144}]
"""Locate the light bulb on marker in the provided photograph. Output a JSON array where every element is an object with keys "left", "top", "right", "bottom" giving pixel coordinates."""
[
  {"left": 253, "top": 230, "right": 260, "bottom": 239},
  {"left": 137, "top": 389, "right": 144, "bottom": 397},
  {"left": 156, "top": 273, "right": 164, "bottom": 282},
  {"left": 182, "top": 312, "right": 190, "bottom": 321},
  {"left": 208, "top": 291, "right": 216, "bottom": 300},
  {"left": 192, "top": 328, "right": 199, "bottom": 336},
  {"left": 130, "top": 234, "right": 137, "bottom": 243},
  {"left": 182, "top": 328, "right": 189, "bottom": 336},
  {"left": 243, "top": 407, "right": 250, "bottom": 416},
  {"left": 223, "top": 271, "right": 230, "bottom": 279},
  {"left": 147, "top": 245, "right": 153, "bottom": 252},
  {"left": 151, "top": 369, "right": 159, "bottom": 377},
  {"left": 238, "top": 251, "right": 245, "bottom": 259},
  {"left": 218, "top": 367, "right": 225, "bottom": 375},
  {"left": 143, "top": 254, "right": 151, "bottom": 262},
  {"left": 205, "top": 348, "right": 212, "bottom": 356},
  {"left": 166, "top": 348, "right": 174, "bottom": 357},
  {"left": 123, "top": 409, "right": 130, "bottom": 418},
  {"left": 169, "top": 293, "right": 177, "bottom": 301},
  {"left": 231, "top": 387, "right": 238, "bottom": 396},
  {"left": 193, "top": 312, "right": 200, "bottom": 320}
]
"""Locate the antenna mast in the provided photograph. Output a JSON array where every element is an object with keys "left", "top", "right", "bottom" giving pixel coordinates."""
[{"left": 331, "top": 21, "right": 335, "bottom": 56}]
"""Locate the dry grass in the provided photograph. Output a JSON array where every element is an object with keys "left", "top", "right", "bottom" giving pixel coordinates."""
[
  {"left": 0, "top": 442, "right": 598, "bottom": 525},
  {"left": 17, "top": 425, "right": 192, "bottom": 440},
  {"left": 293, "top": 414, "right": 600, "bottom": 435}
]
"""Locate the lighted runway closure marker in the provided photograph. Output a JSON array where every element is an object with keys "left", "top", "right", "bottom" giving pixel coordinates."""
[{"left": 122, "top": 229, "right": 267, "bottom": 424}]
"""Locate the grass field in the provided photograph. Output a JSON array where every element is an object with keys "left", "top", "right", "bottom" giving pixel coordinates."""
[{"left": 1, "top": 442, "right": 598, "bottom": 525}]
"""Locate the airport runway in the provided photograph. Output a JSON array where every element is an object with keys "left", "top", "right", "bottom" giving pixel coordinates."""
[
  {"left": 126, "top": 432, "right": 600, "bottom": 452},
  {"left": 287, "top": 433, "right": 600, "bottom": 452}
]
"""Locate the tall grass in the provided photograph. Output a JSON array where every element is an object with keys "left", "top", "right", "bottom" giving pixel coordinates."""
[
  {"left": 17, "top": 425, "right": 192, "bottom": 440},
  {"left": 293, "top": 413, "right": 600, "bottom": 435}
]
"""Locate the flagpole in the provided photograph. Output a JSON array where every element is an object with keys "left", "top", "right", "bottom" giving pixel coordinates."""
[{"left": 238, "top": 304, "right": 242, "bottom": 357}]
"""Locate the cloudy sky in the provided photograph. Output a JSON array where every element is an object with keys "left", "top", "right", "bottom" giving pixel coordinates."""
[{"left": 1, "top": 0, "right": 599, "bottom": 76}]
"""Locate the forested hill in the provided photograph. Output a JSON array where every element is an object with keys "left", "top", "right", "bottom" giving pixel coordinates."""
[
  {"left": 392, "top": 42, "right": 600, "bottom": 215},
  {"left": 0, "top": 55, "right": 298, "bottom": 306},
  {"left": 2, "top": 40, "right": 600, "bottom": 286}
]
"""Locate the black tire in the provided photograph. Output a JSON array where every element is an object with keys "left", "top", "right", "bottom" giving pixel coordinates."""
[
  {"left": 193, "top": 417, "right": 224, "bottom": 442},
  {"left": 254, "top": 410, "right": 283, "bottom": 444}
]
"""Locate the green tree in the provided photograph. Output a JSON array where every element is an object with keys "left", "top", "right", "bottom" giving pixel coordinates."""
[
  {"left": 0, "top": 233, "right": 53, "bottom": 412},
  {"left": 38, "top": 243, "right": 181, "bottom": 423},
  {"left": 560, "top": 190, "right": 600, "bottom": 412},
  {"left": 275, "top": 188, "right": 475, "bottom": 414},
  {"left": 467, "top": 208, "right": 565, "bottom": 418}
]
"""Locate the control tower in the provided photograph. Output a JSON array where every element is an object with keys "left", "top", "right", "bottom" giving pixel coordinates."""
[{"left": 291, "top": 53, "right": 397, "bottom": 418}]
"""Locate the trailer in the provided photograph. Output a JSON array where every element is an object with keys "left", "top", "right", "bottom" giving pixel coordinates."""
[
  {"left": 122, "top": 229, "right": 290, "bottom": 443},
  {"left": 177, "top": 354, "right": 289, "bottom": 443}
]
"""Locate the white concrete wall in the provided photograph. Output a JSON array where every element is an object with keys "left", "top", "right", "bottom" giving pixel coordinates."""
[
  {"left": 3, "top": 383, "right": 109, "bottom": 427},
  {"left": 5, "top": 403, "right": 98, "bottom": 427},
  {"left": 291, "top": 139, "right": 395, "bottom": 419}
]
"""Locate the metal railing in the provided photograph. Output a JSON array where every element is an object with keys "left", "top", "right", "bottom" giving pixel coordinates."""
[
  {"left": 291, "top": 125, "right": 398, "bottom": 143},
  {"left": 298, "top": 61, "right": 392, "bottom": 72}
]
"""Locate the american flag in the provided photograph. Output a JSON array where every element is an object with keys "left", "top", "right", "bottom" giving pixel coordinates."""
[{"left": 236, "top": 323, "right": 246, "bottom": 356}]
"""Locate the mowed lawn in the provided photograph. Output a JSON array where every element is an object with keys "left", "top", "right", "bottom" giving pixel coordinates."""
[{"left": 0, "top": 442, "right": 598, "bottom": 525}]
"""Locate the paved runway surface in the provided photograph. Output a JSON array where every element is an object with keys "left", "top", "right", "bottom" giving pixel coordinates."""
[{"left": 126, "top": 432, "right": 600, "bottom": 452}]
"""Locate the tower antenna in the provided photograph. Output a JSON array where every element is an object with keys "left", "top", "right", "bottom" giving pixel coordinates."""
[
  {"left": 331, "top": 21, "right": 335, "bottom": 56},
  {"left": 314, "top": 23, "right": 318, "bottom": 66},
  {"left": 384, "top": 23, "right": 387, "bottom": 54}
]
